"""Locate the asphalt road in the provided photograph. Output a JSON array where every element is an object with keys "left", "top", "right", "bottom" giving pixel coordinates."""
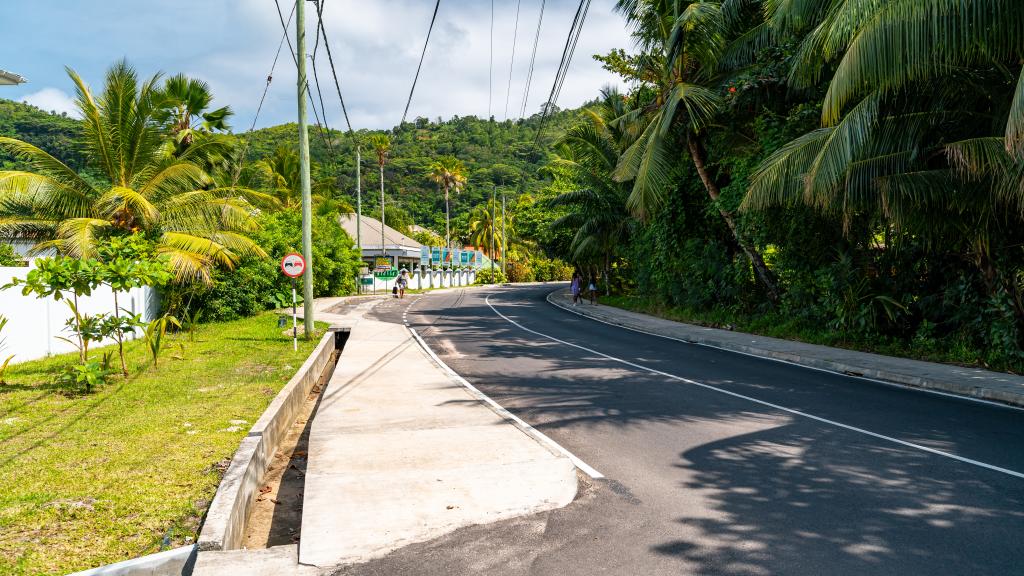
[{"left": 337, "top": 285, "right": 1024, "bottom": 576}]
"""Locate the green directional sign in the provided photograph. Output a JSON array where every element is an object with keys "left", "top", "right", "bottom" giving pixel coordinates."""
[{"left": 374, "top": 269, "right": 398, "bottom": 279}]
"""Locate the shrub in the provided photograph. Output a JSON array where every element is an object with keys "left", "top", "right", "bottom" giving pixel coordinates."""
[
  {"left": 474, "top": 268, "right": 508, "bottom": 284},
  {"left": 0, "top": 243, "right": 24, "bottom": 267},
  {"left": 164, "top": 209, "right": 361, "bottom": 321},
  {"left": 505, "top": 259, "right": 534, "bottom": 283}
]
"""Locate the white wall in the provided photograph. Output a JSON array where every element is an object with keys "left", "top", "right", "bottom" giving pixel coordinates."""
[
  {"left": 359, "top": 269, "right": 478, "bottom": 294},
  {"left": 0, "top": 264, "right": 159, "bottom": 364}
]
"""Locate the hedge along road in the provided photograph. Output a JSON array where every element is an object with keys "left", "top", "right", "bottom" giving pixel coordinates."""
[{"left": 344, "top": 284, "right": 1024, "bottom": 576}]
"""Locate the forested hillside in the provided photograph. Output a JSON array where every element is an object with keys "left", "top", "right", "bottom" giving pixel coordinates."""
[
  {"left": 241, "top": 107, "right": 581, "bottom": 235},
  {"left": 0, "top": 96, "right": 578, "bottom": 238},
  {"left": 0, "top": 99, "right": 86, "bottom": 171}
]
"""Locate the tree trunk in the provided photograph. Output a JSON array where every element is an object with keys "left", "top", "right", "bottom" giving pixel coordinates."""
[
  {"left": 445, "top": 186, "right": 451, "bottom": 251},
  {"left": 687, "top": 138, "right": 781, "bottom": 304},
  {"left": 604, "top": 249, "right": 611, "bottom": 297},
  {"left": 73, "top": 292, "right": 85, "bottom": 363},
  {"left": 113, "top": 291, "right": 127, "bottom": 376}
]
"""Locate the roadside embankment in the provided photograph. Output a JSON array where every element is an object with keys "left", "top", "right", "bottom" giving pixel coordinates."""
[{"left": 548, "top": 289, "right": 1024, "bottom": 408}]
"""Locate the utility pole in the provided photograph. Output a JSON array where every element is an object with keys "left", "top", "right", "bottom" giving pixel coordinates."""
[
  {"left": 355, "top": 144, "right": 362, "bottom": 292},
  {"left": 296, "top": 0, "right": 314, "bottom": 336},
  {"left": 356, "top": 147, "right": 362, "bottom": 256},
  {"left": 501, "top": 193, "right": 506, "bottom": 276},
  {"left": 490, "top": 184, "right": 496, "bottom": 280}
]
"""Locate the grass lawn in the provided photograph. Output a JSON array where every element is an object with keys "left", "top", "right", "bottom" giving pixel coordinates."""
[{"left": 0, "top": 313, "right": 326, "bottom": 575}]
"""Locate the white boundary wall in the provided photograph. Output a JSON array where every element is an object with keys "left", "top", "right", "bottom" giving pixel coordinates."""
[
  {"left": 362, "top": 269, "right": 477, "bottom": 293},
  {"left": 0, "top": 263, "right": 159, "bottom": 364}
]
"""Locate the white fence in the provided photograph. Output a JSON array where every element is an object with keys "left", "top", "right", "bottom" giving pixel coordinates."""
[
  {"left": 0, "top": 264, "right": 159, "bottom": 364},
  {"left": 362, "top": 268, "right": 478, "bottom": 293}
]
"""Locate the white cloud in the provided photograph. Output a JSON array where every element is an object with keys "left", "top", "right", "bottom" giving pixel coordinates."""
[
  {"left": 21, "top": 88, "right": 80, "bottom": 118},
  {"left": 215, "top": 0, "right": 633, "bottom": 129},
  {"left": 3, "top": 0, "right": 634, "bottom": 130}
]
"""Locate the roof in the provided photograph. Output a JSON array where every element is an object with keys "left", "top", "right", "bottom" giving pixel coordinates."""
[
  {"left": 338, "top": 213, "right": 422, "bottom": 251},
  {"left": 0, "top": 70, "right": 26, "bottom": 85}
]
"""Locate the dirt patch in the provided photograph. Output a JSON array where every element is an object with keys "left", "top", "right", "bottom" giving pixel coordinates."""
[{"left": 241, "top": 350, "right": 337, "bottom": 548}]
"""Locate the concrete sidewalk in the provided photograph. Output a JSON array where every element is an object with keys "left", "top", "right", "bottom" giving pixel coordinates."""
[
  {"left": 298, "top": 296, "right": 578, "bottom": 568},
  {"left": 549, "top": 290, "right": 1024, "bottom": 408}
]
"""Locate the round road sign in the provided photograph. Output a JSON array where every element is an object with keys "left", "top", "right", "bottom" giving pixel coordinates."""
[{"left": 280, "top": 253, "right": 306, "bottom": 278}]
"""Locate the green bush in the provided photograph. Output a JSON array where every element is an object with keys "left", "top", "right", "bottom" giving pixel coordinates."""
[
  {"left": 474, "top": 268, "right": 508, "bottom": 284},
  {"left": 505, "top": 259, "right": 534, "bottom": 283},
  {"left": 0, "top": 243, "right": 23, "bottom": 267},
  {"left": 165, "top": 209, "right": 361, "bottom": 321}
]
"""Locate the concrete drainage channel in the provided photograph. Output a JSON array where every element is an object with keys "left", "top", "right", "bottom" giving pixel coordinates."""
[{"left": 68, "top": 328, "right": 349, "bottom": 576}]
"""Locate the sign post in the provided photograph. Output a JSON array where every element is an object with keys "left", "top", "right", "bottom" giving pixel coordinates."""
[{"left": 281, "top": 253, "right": 306, "bottom": 351}]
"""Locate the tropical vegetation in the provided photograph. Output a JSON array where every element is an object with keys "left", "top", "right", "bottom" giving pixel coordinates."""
[{"left": 547, "top": 0, "right": 1024, "bottom": 370}]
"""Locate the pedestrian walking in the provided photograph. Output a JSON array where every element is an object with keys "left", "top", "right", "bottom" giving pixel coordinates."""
[
  {"left": 588, "top": 276, "right": 598, "bottom": 305},
  {"left": 570, "top": 272, "right": 582, "bottom": 305},
  {"left": 397, "top": 270, "right": 409, "bottom": 299}
]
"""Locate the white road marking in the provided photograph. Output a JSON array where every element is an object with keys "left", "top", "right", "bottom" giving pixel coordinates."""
[
  {"left": 546, "top": 291, "right": 1024, "bottom": 413},
  {"left": 408, "top": 322, "right": 604, "bottom": 479},
  {"left": 487, "top": 295, "right": 1024, "bottom": 481}
]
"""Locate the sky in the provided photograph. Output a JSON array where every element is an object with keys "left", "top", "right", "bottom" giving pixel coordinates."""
[{"left": 1, "top": 0, "right": 635, "bottom": 130}]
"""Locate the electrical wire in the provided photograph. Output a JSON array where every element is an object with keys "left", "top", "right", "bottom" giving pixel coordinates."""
[
  {"left": 231, "top": 2, "right": 295, "bottom": 187},
  {"left": 272, "top": 0, "right": 334, "bottom": 152},
  {"left": 313, "top": 0, "right": 354, "bottom": 134},
  {"left": 400, "top": 0, "right": 442, "bottom": 126},
  {"left": 504, "top": 0, "right": 522, "bottom": 121},
  {"left": 310, "top": 45, "right": 337, "bottom": 157},
  {"left": 519, "top": 0, "right": 547, "bottom": 119},
  {"left": 533, "top": 0, "right": 591, "bottom": 147},
  {"left": 487, "top": 0, "right": 491, "bottom": 119}
]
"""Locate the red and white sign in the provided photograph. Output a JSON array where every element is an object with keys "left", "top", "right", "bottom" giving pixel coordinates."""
[{"left": 280, "top": 253, "right": 306, "bottom": 278}]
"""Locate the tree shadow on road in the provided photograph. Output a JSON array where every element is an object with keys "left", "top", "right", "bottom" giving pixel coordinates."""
[{"left": 406, "top": 292, "right": 1024, "bottom": 575}]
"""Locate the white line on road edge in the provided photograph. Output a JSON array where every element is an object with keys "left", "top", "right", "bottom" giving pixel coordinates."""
[
  {"left": 408, "top": 326, "right": 604, "bottom": 479},
  {"left": 487, "top": 295, "right": 1024, "bottom": 482},
  {"left": 547, "top": 291, "right": 1024, "bottom": 413}
]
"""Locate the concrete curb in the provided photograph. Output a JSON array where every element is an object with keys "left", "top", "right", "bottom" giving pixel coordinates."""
[
  {"left": 547, "top": 290, "right": 1024, "bottom": 409},
  {"left": 198, "top": 328, "right": 345, "bottom": 552},
  {"left": 66, "top": 545, "right": 197, "bottom": 576}
]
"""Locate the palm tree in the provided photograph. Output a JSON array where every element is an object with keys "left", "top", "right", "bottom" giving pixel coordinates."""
[
  {"left": 612, "top": 0, "right": 781, "bottom": 302},
  {"left": 0, "top": 60, "right": 268, "bottom": 284},
  {"left": 154, "top": 73, "right": 233, "bottom": 153},
  {"left": 466, "top": 199, "right": 505, "bottom": 258},
  {"left": 549, "top": 88, "right": 632, "bottom": 295},
  {"left": 426, "top": 156, "right": 468, "bottom": 250},
  {"left": 367, "top": 134, "right": 391, "bottom": 260},
  {"left": 254, "top": 147, "right": 334, "bottom": 209},
  {"left": 744, "top": 0, "right": 1024, "bottom": 307}
]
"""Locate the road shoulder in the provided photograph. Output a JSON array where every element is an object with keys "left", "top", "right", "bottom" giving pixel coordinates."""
[{"left": 547, "top": 289, "right": 1024, "bottom": 408}]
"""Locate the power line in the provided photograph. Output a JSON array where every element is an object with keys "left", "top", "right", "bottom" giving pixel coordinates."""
[
  {"left": 272, "top": 0, "right": 334, "bottom": 153},
  {"left": 310, "top": 45, "right": 337, "bottom": 158},
  {"left": 551, "top": 0, "right": 590, "bottom": 108},
  {"left": 232, "top": 2, "right": 295, "bottom": 187},
  {"left": 313, "top": 0, "right": 353, "bottom": 134},
  {"left": 488, "top": 0, "right": 494, "bottom": 120},
  {"left": 400, "top": 0, "right": 442, "bottom": 126},
  {"left": 533, "top": 0, "right": 591, "bottom": 147},
  {"left": 504, "top": 0, "right": 522, "bottom": 121},
  {"left": 519, "top": 0, "right": 547, "bottom": 119},
  {"left": 250, "top": 2, "right": 294, "bottom": 135}
]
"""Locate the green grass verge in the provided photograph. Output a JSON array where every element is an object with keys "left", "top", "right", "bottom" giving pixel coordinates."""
[
  {"left": 0, "top": 313, "right": 326, "bottom": 575},
  {"left": 602, "top": 295, "right": 1015, "bottom": 373}
]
